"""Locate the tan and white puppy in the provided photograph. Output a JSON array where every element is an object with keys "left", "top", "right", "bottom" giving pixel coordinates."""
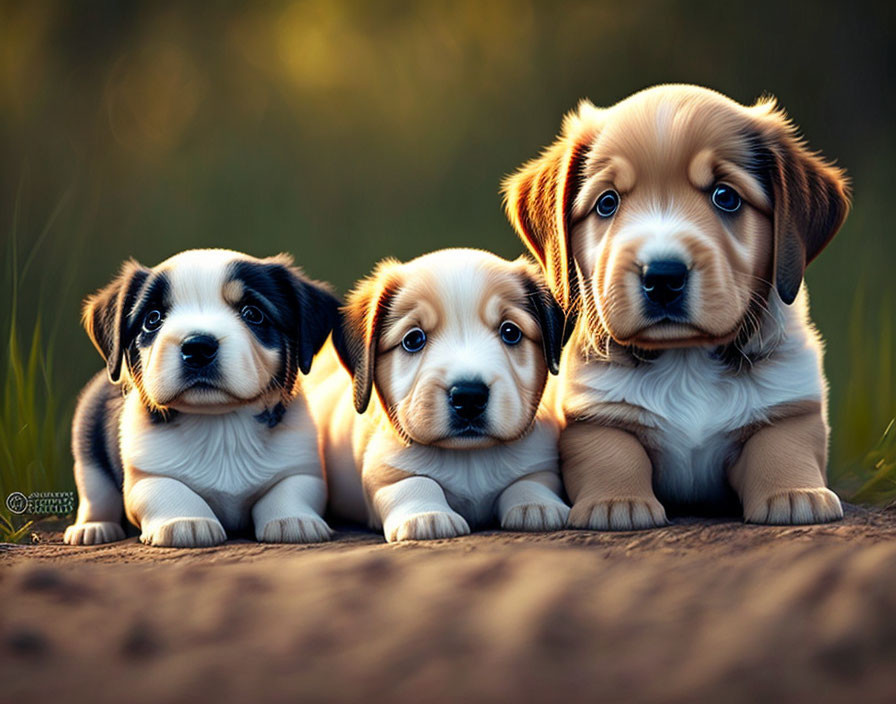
[
  {"left": 306, "top": 248, "right": 569, "bottom": 542},
  {"left": 65, "top": 249, "right": 340, "bottom": 547},
  {"left": 503, "top": 84, "right": 851, "bottom": 529}
]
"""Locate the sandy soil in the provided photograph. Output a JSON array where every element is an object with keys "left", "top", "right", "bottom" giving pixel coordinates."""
[{"left": 2, "top": 505, "right": 896, "bottom": 704}]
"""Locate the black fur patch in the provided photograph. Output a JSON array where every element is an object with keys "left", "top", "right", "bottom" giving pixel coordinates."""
[
  {"left": 254, "top": 403, "right": 286, "bottom": 429},
  {"left": 130, "top": 272, "right": 171, "bottom": 350},
  {"left": 522, "top": 275, "right": 567, "bottom": 375},
  {"left": 72, "top": 372, "right": 126, "bottom": 489},
  {"left": 741, "top": 130, "right": 776, "bottom": 203},
  {"left": 227, "top": 258, "right": 341, "bottom": 402}
]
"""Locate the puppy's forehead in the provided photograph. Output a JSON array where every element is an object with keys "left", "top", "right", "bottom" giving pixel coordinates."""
[
  {"left": 590, "top": 88, "right": 755, "bottom": 177},
  {"left": 154, "top": 249, "right": 251, "bottom": 304},
  {"left": 391, "top": 249, "right": 528, "bottom": 321}
]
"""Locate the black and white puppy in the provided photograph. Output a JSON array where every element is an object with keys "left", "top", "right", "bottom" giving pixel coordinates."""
[{"left": 64, "top": 249, "right": 340, "bottom": 548}]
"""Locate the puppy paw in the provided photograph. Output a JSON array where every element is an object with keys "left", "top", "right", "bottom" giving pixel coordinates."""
[
  {"left": 141, "top": 517, "right": 226, "bottom": 548},
  {"left": 501, "top": 502, "right": 570, "bottom": 532},
  {"left": 746, "top": 487, "right": 843, "bottom": 525},
  {"left": 257, "top": 515, "right": 332, "bottom": 543},
  {"left": 63, "top": 521, "right": 126, "bottom": 545},
  {"left": 568, "top": 497, "right": 668, "bottom": 531},
  {"left": 387, "top": 511, "right": 470, "bottom": 542}
]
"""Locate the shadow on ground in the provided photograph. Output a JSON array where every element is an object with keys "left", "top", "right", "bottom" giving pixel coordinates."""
[{"left": 2, "top": 505, "right": 896, "bottom": 703}]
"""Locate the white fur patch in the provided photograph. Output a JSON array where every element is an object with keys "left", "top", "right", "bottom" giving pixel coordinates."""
[
  {"left": 563, "top": 292, "right": 825, "bottom": 505},
  {"left": 370, "top": 411, "right": 560, "bottom": 526},
  {"left": 123, "top": 369, "right": 322, "bottom": 532}
]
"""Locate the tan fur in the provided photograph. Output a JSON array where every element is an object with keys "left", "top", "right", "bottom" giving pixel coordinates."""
[
  {"left": 729, "top": 406, "right": 837, "bottom": 524},
  {"left": 561, "top": 422, "right": 667, "bottom": 530},
  {"left": 503, "top": 85, "right": 851, "bottom": 527}
]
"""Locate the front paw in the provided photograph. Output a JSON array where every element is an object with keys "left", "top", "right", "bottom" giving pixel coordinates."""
[
  {"left": 501, "top": 502, "right": 570, "bottom": 532},
  {"left": 387, "top": 511, "right": 471, "bottom": 543},
  {"left": 257, "top": 515, "right": 332, "bottom": 543},
  {"left": 64, "top": 521, "right": 126, "bottom": 545},
  {"left": 568, "top": 497, "right": 668, "bottom": 531},
  {"left": 141, "top": 517, "right": 226, "bottom": 548},
  {"left": 745, "top": 487, "right": 843, "bottom": 525}
]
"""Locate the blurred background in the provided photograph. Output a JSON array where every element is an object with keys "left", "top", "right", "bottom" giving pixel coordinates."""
[{"left": 1, "top": 0, "right": 894, "bottom": 525}]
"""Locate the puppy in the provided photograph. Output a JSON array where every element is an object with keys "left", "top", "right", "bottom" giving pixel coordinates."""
[
  {"left": 64, "top": 249, "right": 340, "bottom": 547},
  {"left": 306, "top": 248, "right": 569, "bottom": 542},
  {"left": 503, "top": 84, "right": 851, "bottom": 528}
]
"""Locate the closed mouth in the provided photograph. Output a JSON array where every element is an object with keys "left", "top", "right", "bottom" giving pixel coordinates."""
[
  {"left": 626, "top": 320, "right": 737, "bottom": 349},
  {"left": 453, "top": 425, "right": 487, "bottom": 438}
]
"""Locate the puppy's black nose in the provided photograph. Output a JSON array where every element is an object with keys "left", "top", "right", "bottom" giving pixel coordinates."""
[
  {"left": 181, "top": 335, "right": 219, "bottom": 368},
  {"left": 448, "top": 381, "right": 489, "bottom": 421},
  {"left": 642, "top": 259, "right": 688, "bottom": 309}
]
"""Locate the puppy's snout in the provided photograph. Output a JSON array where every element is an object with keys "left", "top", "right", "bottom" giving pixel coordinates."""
[
  {"left": 641, "top": 259, "right": 688, "bottom": 313},
  {"left": 181, "top": 334, "right": 219, "bottom": 369},
  {"left": 447, "top": 381, "right": 489, "bottom": 421}
]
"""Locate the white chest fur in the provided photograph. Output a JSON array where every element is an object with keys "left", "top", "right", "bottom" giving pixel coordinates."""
[
  {"left": 564, "top": 295, "right": 826, "bottom": 505},
  {"left": 121, "top": 394, "right": 322, "bottom": 529},
  {"left": 372, "top": 416, "right": 559, "bottom": 527}
]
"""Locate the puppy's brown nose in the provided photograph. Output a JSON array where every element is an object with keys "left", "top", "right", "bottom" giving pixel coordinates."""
[
  {"left": 181, "top": 335, "right": 219, "bottom": 368},
  {"left": 642, "top": 260, "right": 688, "bottom": 311},
  {"left": 448, "top": 381, "right": 489, "bottom": 421}
]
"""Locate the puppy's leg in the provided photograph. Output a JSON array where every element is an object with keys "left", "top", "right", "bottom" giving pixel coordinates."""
[
  {"left": 729, "top": 408, "right": 842, "bottom": 525},
  {"left": 64, "top": 461, "right": 126, "bottom": 545},
  {"left": 562, "top": 422, "right": 667, "bottom": 530},
  {"left": 498, "top": 470, "right": 570, "bottom": 531},
  {"left": 126, "top": 474, "right": 226, "bottom": 548},
  {"left": 367, "top": 467, "right": 470, "bottom": 543},
  {"left": 252, "top": 474, "right": 332, "bottom": 543}
]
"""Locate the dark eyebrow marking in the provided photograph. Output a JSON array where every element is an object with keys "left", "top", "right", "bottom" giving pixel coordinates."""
[
  {"left": 226, "top": 260, "right": 290, "bottom": 326},
  {"left": 741, "top": 130, "right": 776, "bottom": 202},
  {"left": 127, "top": 271, "right": 170, "bottom": 325}
]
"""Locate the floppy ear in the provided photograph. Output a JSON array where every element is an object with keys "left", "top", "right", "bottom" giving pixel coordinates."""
[
  {"left": 82, "top": 259, "right": 150, "bottom": 384},
  {"left": 749, "top": 101, "right": 851, "bottom": 304},
  {"left": 502, "top": 103, "right": 600, "bottom": 311},
  {"left": 517, "top": 259, "right": 569, "bottom": 375},
  {"left": 333, "top": 260, "right": 401, "bottom": 414},
  {"left": 266, "top": 256, "right": 342, "bottom": 377}
]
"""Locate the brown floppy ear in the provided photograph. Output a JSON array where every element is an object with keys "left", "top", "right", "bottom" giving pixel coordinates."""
[
  {"left": 750, "top": 101, "right": 852, "bottom": 304},
  {"left": 332, "top": 260, "right": 401, "bottom": 414},
  {"left": 82, "top": 259, "right": 151, "bottom": 384},
  {"left": 516, "top": 259, "right": 569, "bottom": 375},
  {"left": 502, "top": 102, "right": 600, "bottom": 312}
]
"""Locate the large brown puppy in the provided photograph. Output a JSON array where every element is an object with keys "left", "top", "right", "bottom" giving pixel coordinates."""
[{"left": 503, "top": 84, "right": 851, "bottom": 529}]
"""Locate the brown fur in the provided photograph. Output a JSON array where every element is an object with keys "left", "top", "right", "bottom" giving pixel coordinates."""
[{"left": 503, "top": 85, "right": 851, "bottom": 527}]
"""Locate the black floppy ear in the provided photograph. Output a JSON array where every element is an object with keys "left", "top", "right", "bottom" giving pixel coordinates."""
[
  {"left": 748, "top": 100, "right": 851, "bottom": 304},
  {"left": 518, "top": 259, "right": 570, "bottom": 375},
  {"left": 82, "top": 259, "right": 150, "bottom": 384},
  {"left": 293, "top": 278, "right": 341, "bottom": 376},
  {"left": 334, "top": 260, "right": 401, "bottom": 414},
  {"left": 270, "top": 258, "right": 341, "bottom": 376}
]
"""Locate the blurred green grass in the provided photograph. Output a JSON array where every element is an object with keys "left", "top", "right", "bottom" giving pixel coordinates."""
[
  {"left": 1, "top": 1, "right": 894, "bottom": 540},
  {"left": 1, "top": 182, "right": 73, "bottom": 541}
]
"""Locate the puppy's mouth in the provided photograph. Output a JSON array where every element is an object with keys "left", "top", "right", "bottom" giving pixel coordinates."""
[
  {"left": 162, "top": 381, "right": 248, "bottom": 409},
  {"left": 619, "top": 320, "right": 738, "bottom": 350},
  {"left": 453, "top": 424, "right": 488, "bottom": 439}
]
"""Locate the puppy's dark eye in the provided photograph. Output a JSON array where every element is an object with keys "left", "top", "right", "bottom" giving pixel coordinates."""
[
  {"left": 595, "top": 190, "right": 620, "bottom": 218},
  {"left": 241, "top": 305, "right": 265, "bottom": 325},
  {"left": 711, "top": 185, "right": 742, "bottom": 213},
  {"left": 500, "top": 321, "right": 523, "bottom": 346},
  {"left": 142, "top": 310, "right": 163, "bottom": 333},
  {"left": 401, "top": 328, "right": 426, "bottom": 353}
]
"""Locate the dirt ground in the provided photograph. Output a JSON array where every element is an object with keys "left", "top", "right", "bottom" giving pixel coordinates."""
[{"left": 2, "top": 505, "right": 896, "bottom": 704}]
